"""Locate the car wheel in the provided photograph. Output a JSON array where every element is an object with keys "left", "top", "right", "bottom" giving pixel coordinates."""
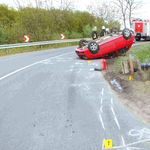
[
  {"left": 88, "top": 41, "right": 99, "bottom": 55},
  {"left": 122, "top": 28, "right": 131, "bottom": 40},
  {"left": 110, "top": 27, "right": 119, "bottom": 34},
  {"left": 79, "top": 39, "right": 88, "bottom": 48}
]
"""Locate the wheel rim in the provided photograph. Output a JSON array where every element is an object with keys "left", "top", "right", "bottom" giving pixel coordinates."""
[
  {"left": 124, "top": 29, "right": 130, "bottom": 37},
  {"left": 90, "top": 43, "right": 97, "bottom": 51}
]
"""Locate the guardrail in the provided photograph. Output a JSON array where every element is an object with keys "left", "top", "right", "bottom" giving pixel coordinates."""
[{"left": 0, "top": 38, "right": 91, "bottom": 50}]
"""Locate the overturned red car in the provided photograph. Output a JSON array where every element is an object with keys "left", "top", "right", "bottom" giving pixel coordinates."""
[{"left": 75, "top": 28, "right": 134, "bottom": 59}]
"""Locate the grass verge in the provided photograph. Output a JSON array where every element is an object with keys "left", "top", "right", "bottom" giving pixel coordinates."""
[
  {"left": 113, "top": 42, "right": 150, "bottom": 95},
  {"left": 114, "top": 43, "right": 150, "bottom": 73}
]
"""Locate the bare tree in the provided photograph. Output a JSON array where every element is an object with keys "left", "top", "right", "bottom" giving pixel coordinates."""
[
  {"left": 126, "top": 0, "right": 143, "bottom": 28},
  {"left": 13, "top": 0, "right": 24, "bottom": 9},
  {"left": 112, "top": 0, "right": 128, "bottom": 28}
]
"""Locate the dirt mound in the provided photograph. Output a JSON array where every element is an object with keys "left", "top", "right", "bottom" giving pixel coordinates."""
[{"left": 103, "top": 58, "right": 150, "bottom": 127}]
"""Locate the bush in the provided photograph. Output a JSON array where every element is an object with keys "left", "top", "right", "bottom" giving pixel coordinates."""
[
  {"left": 82, "top": 24, "right": 93, "bottom": 38},
  {"left": 0, "top": 28, "right": 8, "bottom": 45},
  {"left": 69, "top": 31, "right": 82, "bottom": 39},
  {"left": 52, "top": 32, "right": 61, "bottom": 40},
  {"left": 64, "top": 31, "right": 82, "bottom": 39}
]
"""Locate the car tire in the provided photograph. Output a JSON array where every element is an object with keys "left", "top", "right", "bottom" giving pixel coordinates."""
[
  {"left": 110, "top": 27, "right": 119, "bottom": 34},
  {"left": 122, "top": 28, "right": 131, "bottom": 40},
  {"left": 79, "top": 39, "right": 88, "bottom": 48},
  {"left": 88, "top": 41, "right": 99, "bottom": 55}
]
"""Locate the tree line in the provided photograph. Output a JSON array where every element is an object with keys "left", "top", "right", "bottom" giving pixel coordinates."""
[{"left": 0, "top": 4, "right": 120, "bottom": 44}]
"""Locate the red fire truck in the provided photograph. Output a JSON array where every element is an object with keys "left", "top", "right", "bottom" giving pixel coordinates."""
[{"left": 131, "top": 18, "right": 150, "bottom": 41}]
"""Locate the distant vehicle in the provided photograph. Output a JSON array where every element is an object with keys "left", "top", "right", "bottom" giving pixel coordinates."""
[
  {"left": 131, "top": 18, "right": 150, "bottom": 41},
  {"left": 75, "top": 28, "right": 133, "bottom": 59}
]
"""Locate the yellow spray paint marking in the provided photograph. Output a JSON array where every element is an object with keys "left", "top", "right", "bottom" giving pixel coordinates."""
[
  {"left": 104, "top": 139, "right": 113, "bottom": 148},
  {"left": 88, "top": 61, "right": 90, "bottom": 64},
  {"left": 129, "top": 76, "right": 133, "bottom": 80}
]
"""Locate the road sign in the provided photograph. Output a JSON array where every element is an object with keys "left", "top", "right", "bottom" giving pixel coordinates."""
[
  {"left": 60, "top": 34, "right": 65, "bottom": 39},
  {"left": 24, "top": 35, "right": 30, "bottom": 42},
  {"left": 104, "top": 139, "right": 113, "bottom": 148}
]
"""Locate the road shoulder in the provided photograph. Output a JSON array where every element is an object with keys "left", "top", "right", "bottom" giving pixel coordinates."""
[{"left": 102, "top": 58, "right": 150, "bottom": 128}]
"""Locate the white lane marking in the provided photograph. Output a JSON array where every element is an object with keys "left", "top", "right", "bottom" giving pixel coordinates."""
[
  {"left": 99, "top": 114, "right": 105, "bottom": 130},
  {"left": 121, "top": 136, "right": 125, "bottom": 146},
  {"left": 101, "top": 98, "right": 103, "bottom": 104},
  {"left": 100, "top": 106, "right": 103, "bottom": 113},
  {"left": 89, "top": 69, "right": 94, "bottom": 71},
  {"left": 0, "top": 52, "right": 73, "bottom": 81},
  {"left": 101, "top": 88, "right": 104, "bottom": 95},
  {"left": 102, "top": 138, "right": 105, "bottom": 149},
  {"left": 114, "top": 117, "right": 120, "bottom": 130},
  {"left": 111, "top": 98, "right": 113, "bottom": 104},
  {"left": 111, "top": 107, "right": 116, "bottom": 117}
]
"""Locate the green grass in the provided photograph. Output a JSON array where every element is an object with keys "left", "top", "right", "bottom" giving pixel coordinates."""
[
  {"left": 0, "top": 42, "right": 79, "bottom": 57},
  {"left": 114, "top": 43, "right": 150, "bottom": 73}
]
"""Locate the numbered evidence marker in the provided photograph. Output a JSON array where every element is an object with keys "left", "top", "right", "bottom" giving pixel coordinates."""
[
  {"left": 88, "top": 61, "right": 90, "bottom": 64},
  {"left": 129, "top": 76, "right": 133, "bottom": 80},
  {"left": 104, "top": 139, "right": 113, "bottom": 149}
]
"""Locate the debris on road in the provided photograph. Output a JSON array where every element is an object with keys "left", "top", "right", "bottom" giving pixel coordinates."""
[
  {"left": 110, "top": 79, "right": 123, "bottom": 92},
  {"left": 94, "top": 67, "right": 102, "bottom": 71}
]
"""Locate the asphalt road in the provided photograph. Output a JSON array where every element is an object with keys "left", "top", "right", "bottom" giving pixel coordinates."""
[{"left": 0, "top": 44, "right": 150, "bottom": 150}]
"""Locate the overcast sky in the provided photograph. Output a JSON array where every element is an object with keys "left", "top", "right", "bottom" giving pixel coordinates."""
[{"left": 1, "top": 0, "right": 150, "bottom": 28}]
